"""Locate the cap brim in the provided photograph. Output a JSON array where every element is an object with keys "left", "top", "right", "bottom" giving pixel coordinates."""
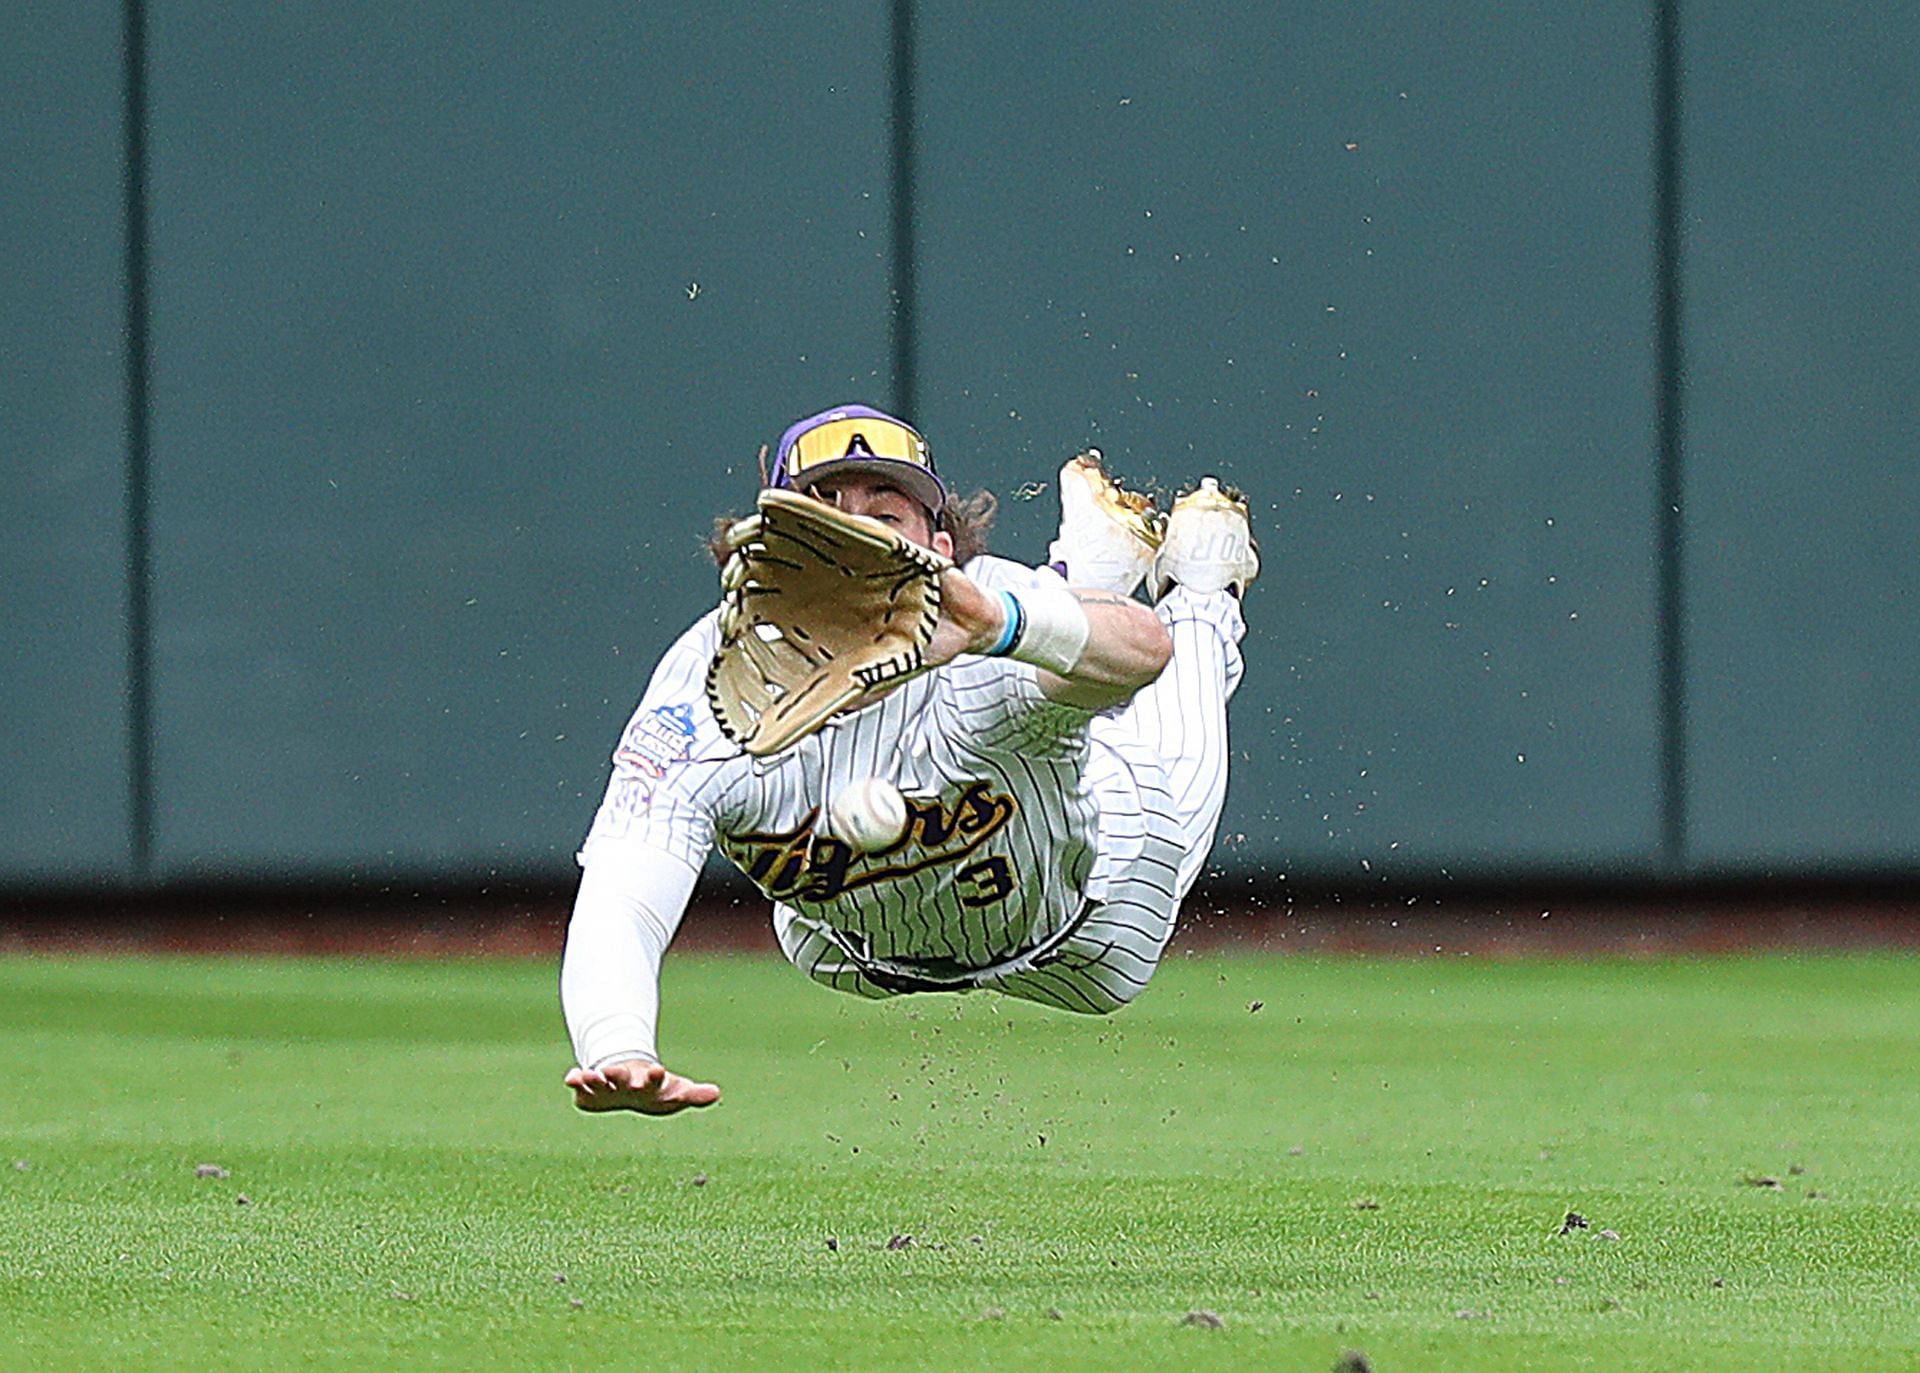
[{"left": 792, "top": 458, "right": 946, "bottom": 517}]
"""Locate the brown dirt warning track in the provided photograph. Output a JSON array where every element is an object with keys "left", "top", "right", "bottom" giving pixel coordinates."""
[{"left": 3, "top": 880, "right": 1916, "bottom": 960}]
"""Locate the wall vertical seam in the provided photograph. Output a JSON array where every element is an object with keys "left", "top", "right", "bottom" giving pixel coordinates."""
[
  {"left": 1654, "top": 0, "right": 1688, "bottom": 873},
  {"left": 888, "top": 0, "right": 917, "bottom": 419},
  {"left": 123, "top": 0, "right": 154, "bottom": 881}
]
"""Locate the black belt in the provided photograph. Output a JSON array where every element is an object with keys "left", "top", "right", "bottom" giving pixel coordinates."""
[{"left": 837, "top": 900, "right": 1094, "bottom": 993}]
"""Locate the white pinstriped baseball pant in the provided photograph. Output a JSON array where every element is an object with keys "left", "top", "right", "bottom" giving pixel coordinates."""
[{"left": 777, "top": 586, "right": 1247, "bottom": 1014}]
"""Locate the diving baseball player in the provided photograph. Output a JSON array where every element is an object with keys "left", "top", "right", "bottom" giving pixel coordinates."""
[{"left": 560, "top": 404, "right": 1256, "bottom": 1114}]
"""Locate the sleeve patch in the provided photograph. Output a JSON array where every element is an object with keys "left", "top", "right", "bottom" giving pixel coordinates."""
[{"left": 615, "top": 703, "right": 698, "bottom": 779}]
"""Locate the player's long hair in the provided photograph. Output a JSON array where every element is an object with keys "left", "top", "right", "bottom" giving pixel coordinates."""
[{"left": 706, "top": 488, "right": 998, "bottom": 568}]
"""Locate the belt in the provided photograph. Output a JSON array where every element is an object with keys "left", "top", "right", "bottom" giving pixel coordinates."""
[{"left": 840, "top": 900, "right": 1095, "bottom": 994}]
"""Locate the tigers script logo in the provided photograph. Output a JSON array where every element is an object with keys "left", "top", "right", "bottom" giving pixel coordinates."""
[{"left": 721, "top": 779, "right": 1019, "bottom": 906}]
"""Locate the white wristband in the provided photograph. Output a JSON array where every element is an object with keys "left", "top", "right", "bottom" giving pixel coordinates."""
[{"left": 997, "top": 583, "right": 1090, "bottom": 676}]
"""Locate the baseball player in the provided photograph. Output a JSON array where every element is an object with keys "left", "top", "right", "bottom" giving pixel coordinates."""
[{"left": 561, "top": 404, "right": 1256, "bottom": 1115}]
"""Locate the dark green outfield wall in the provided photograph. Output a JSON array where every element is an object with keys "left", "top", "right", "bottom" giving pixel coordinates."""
[
  {"left": 1683, "top": 0, "right": 1920, "bottom": 873},
  {"left": 2, "top": 3, "right": 1915, "bottom": 890},
  {"left": 913, "top": 4, "right": 1662, "bottom": 878},
  {"left": 0, "top": 4, "right": 131, "bottom": 883},
  {"left": 142, "top": 2, "right": 891, "bottom": 882}
]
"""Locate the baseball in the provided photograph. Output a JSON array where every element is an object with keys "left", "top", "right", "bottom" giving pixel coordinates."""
[{"left": 828, "top": 777, "right": 909, "bottom": 854}]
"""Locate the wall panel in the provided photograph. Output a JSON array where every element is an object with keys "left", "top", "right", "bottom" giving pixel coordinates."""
[
  {"left": 0, "top": 3, "right": 132, "bottom": 884},
  {"left": 915, "top": 4, "right": 1662, "bottom": 879},
  {"left": 1683, "top": 1, "right": 1920, "bottom": 872},
  {"left": 147, "top": 3, "right": 894, "bottom": 880}
]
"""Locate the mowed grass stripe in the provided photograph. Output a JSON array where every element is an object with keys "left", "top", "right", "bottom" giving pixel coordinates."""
[{"left": 1, "top": 951, "right": 1917, "bottom": 1371}]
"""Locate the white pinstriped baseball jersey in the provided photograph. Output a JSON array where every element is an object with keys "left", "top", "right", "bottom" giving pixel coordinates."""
[
  {"left": 574, "top": 548, "right": 1247, "bottom": 1038},
  {"left": 590, "top": 556, "right": 1104, "bottom": 961}
]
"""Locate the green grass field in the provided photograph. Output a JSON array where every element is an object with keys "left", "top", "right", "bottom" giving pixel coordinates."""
[{"left": 2, "top": 949, "right": 1917, "bottom": 1371}]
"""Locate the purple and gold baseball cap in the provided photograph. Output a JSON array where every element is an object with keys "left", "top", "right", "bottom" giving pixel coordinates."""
[{"left": 768, "top": 404, "right": 947, "bottom": 518}]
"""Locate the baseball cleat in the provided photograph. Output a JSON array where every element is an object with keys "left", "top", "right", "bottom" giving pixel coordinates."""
[
  {"left": 1148, "top": 477, "right": 1259, "bottom": 599},
  {"left": 1047, "top": 450, "right": 1165, "bottom": 596}
]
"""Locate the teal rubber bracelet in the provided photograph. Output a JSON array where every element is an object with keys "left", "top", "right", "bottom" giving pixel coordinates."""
[{"left": 986, "top": 589, "right": 1025, "bottom": 656}]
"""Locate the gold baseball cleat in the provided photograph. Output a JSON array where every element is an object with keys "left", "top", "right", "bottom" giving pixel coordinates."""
[
  {"left": 1148, "top": 477, "right": 1259, "bottom": 599},
  {"left": 1049, "top": 450, "right": 1165, "bottom": 596}
]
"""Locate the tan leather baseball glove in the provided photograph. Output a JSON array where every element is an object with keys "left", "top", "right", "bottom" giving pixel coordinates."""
[{"left": 706, "top": 489, "right": 951, "bottom": 757}]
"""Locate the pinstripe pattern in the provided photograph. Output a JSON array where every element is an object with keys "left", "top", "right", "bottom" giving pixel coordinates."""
[
  {"left": 583, "top": 566, "right": 1246, "bottom": 1017},
  {"left": 1104, "top": 587, "right": 1247, "bottom": 895},
  {"left": 976, "top": 586, "right": 1245, "bottom": 1013}
]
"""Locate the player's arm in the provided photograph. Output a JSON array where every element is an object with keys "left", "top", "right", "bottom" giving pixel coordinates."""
[
  {"left": 561, "top": 613, "right": 730, "bottom": 1117},
  {"left": 559, "top": 840, "right": 720, "bottom": 1115},
  {"left": 1029, "top": 588, "right": 1174, "bottom": 707},
  {"left": 930, "top": 565, "right": 1172, "bottom": 710}
]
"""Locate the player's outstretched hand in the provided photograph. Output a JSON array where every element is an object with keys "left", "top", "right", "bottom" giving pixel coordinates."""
[{"left": 565, "top": 1058, "right": 721, "bottom": 1116}]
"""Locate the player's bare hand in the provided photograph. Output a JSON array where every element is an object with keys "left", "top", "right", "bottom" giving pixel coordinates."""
[
  {"left": 565, "top": 1059, "right": 721, "bottom": 1116},
  {"left": 926, "top": 565, "right": 1006, "bottom": 666}
]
